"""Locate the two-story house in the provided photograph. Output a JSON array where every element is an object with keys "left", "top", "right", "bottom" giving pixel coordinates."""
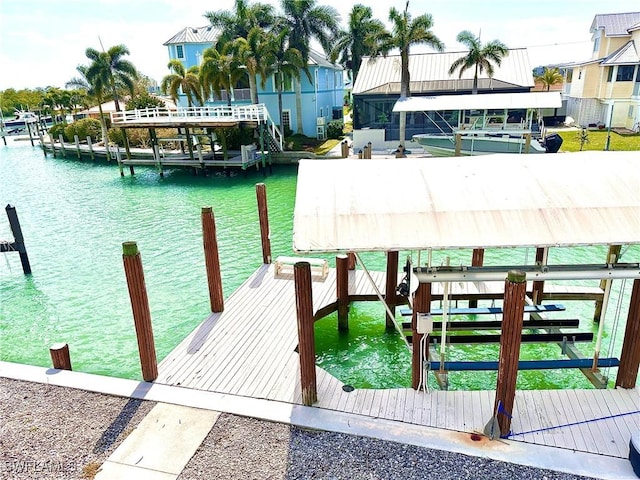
[
  {"left": 163, "top": 26, "right": 345, "bottom": 138},
  {"left": 562, "top": 12, "right": 640, "bottom": 130}
]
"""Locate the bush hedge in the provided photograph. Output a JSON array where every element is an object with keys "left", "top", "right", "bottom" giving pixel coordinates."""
[
  {"left": 326, "top": 120, "right": 344, "bottom": 139},
  {"left": 63, "top": 118, "right": 102, "bottom": 142}
]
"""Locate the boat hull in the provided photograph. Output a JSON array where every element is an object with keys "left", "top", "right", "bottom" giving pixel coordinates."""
[{"left": 413, "top": 133, "right": 547, "bottom": 156}]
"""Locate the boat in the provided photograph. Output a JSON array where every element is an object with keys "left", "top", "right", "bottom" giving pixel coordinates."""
[
  {"left": 0, "top": 110, "right": 51, "bottom": 135},
  {"left": 393, "top": 92, "right": 564, "bottom": 156}
]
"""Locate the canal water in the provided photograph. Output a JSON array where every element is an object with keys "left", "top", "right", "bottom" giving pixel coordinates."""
[{"left": 1, "top": 139, "right": 636, "bottom": 390}]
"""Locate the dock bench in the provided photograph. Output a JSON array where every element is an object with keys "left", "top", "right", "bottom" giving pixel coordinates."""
[{"left": 274, "top": 256, "right": 328, "bottom": 279}]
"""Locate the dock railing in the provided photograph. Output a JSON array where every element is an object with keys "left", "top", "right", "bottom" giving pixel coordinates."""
[{"left": 111, "top": 104, "right": 283, "bottom": 151}]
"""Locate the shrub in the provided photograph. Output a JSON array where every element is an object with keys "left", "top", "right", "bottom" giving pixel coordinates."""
[
  {"left": 326, "top": 120, "right": 344, "bottom": 139},
  {"left": 126, "top": 93, "right": 166, "bottom": 111},
  {"left": 64, "top": 118, "right": 102, "bottom": 142},
  {"left": 48, "top": 123, "right": 66, "bottom": 140}
]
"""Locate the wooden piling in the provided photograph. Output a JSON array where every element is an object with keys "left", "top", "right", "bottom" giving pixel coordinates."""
[
  {"left": 469, "top": 248, "right": 485, "bottom": 307},
  {"left": 524, "top": 133, "right": 532, "bottom": 154},
  {"left": 122, "top": 241, "right": 158, "bottom": 382},
  {"left": 5, "top": 204, "right": 31, "bottom": 274},
  {"left": 531, "top": 247, "right": 548, "bottom": 305},
  {"left": 256, "top": 183, "right": 272, "bottom": 264},
  {"left": 48, "top": 133, "right": 56, "bottom": 157},
  {"left": 341, "top": 140, "right": 349, "bottom": 158},
  {"left": 87, "top": 136, "right": 95, "bottom": 160},
  {"left": 455, "top": 133, "right": 462, "bottom": 156},
  {"left": 494, "top": 270, "right": 526, "bottom": 437},
  {"left": 336, "top": 255, "right": 349, "bottom": 331},
  {"left": 347, "top": 252, "right": 356, "bottom": 270},
  {"left": 594, "top": 245, "right": 622, "bottom": 322},
  {"left": 74, "top": 135, "right": 81, "bottom": 159},
  {"left": 385, "top": 251, "right": 399, "bottom": 329},
  {"left": 49, "top": 343, "right": 72, "bottom": 370},
  {"left": 201, "top": 207, "right": 224, "bottom": 313},
  {"left": 294, "top": 262, "right": 317, "bottom": 405},
  {"left": 58, "top": 135, "right": 66, "bottom": 156},
  {"left": 615, "top": 279, "right": 640, "bottom": 389},
  {"left": 412, "top": 282, "right": 432, "bottom": 389}
]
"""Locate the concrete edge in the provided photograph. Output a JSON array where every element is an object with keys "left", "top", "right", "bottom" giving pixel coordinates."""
[{"left": 1, "top": 361, "right": 634, "bottom": 480}]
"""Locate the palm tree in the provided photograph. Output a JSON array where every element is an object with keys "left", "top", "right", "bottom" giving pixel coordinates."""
[
  {"left": 200, "top": 43, "right": 245, "bottom": 107},
  {"left": 85, "top": 44, "right": 138, "bottom": 112},
  {"left": 330, "top": 4, "right": 386, "bottom": 84},
  {"left": 263, "top": 27, "right": 305, "bottom": 135},
  {"left": 448, "top": 30, "right": 508, "bottom": 95},
  {"left": 535, "top": 67, "right": 563, "bottom": 91},
  {"left": 233, "top": 27, "right": 273, "bottom": 104},
  {"left": 278, "top": 0, "right": 340, "bottom": 134},
  {"left": 161, "top": 60, "right": 203, "bottom": 107},
  {"left": 205, "top": 0, "right": 275, "bottom": 47},
  {"left": 66, "top": 64, "right": 109, "bottom": 143},
  {"left": 379, "top": 1, "right": 444, "bottom": 146}
]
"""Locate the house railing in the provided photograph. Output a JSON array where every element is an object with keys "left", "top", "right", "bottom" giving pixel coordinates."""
[{"left": 110, "top": 104, "right": 283, "bottom": 151}]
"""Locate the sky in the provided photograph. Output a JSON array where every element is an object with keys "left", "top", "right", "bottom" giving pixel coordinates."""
[{"left": 1, "top": 0, "right": 639, "bottom": 91}]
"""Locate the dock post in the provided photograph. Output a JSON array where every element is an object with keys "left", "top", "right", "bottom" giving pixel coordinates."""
[
  {"left": 185, "top": 128, "right": 195, "bottom": 161},
  {"left": 531, "top": 247, "right": 548, "bottom": 305},
  {"left": 385, "top": 251, "right": 399, "bottom": 329},
  {"left": 341, "top": 140, "right": 349, "bottom": 158},
  {"left": 115, "top": 145, "right": 125, "bottom": 177},
  {"left": 594, "top": 245, "right": 621, "bottom": 322},
  {"left": 48, "top": 133, "right": 56, "bottom": 157},
  {"left": 201, "top": 207, "right": 224, "bottom": 313},
  {"left": 347, "top": 252, "right": 356, "bottom": 270},
  {"left": 5, "top": 204, "right": 31, "bottom": 275},
  {"left": 74, "top": 135, "right": 81, "bottom": 159},
  {"left": 412, "top": 282, "right": 432, "bottom": 389},
  {"left": 492, "top": 270, "right": 526, "bottom": 438},
  {"left": 615, "top": 279, "right": 640, "bottom": 388},
  {"left": 27, "top": 122, "right": 35, "bottom": 146},
  {"left": 524, "top": 133, "right": 532, "bottom": 154},
  {"left": 294, "top": 261, "right": 317, "bottom": 405},
  {"left": 255, "top": 183, "right": 272, "bottom": 264},
  {"left": 336, "top": 255, "right": 349, "bottom": 331},
  {"left": 49, "top": 343, "right": 72, "bottom": 370},
  {"left": 455, "top": 133, "right": 462, "bottom": 156},
  {"left": 469, "top": 248, "right": 485, "bottom": 307},
  {"left": 122, "top": 241, "right": 158, "bottom": 382},
  {"left": 58, "top": 135, "right": 66, "bottom": 157},
  {"left": 87, "top": 136, "right": 95, "bottom": 160}
]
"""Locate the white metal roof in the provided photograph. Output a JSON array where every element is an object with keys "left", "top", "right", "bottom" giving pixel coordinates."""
[
  {"left": 393, "top": 92, "right": 562, "bottom": 112},
  {"left": 292, "top": 152, "right": 640, "bottom": 253},
  {"left": 353, "top": 48, "right": 533, "bottom": 95}
]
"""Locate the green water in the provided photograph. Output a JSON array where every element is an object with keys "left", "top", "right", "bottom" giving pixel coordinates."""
[{"left": 1, "top": 140, "right": 637, "bottom": 390}]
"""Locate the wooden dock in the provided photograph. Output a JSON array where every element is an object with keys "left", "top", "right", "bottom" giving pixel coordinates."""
[{"left": 156, "top": 264, "right": 638, "bottom": 459}]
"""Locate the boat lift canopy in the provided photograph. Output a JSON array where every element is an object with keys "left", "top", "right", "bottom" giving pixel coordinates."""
[
  {"left": 292, "top": 151, "right": 640, "bottom": 254},
  {"left": 392, "top": 91, "right": 562, "bottom": 113}
]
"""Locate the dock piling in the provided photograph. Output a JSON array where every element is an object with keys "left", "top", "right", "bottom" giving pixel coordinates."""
[
  {"left": 122, "top": 241, "right": 158, "bottom": 382},
  {"left": 385, "top": 251, "right": 399, "bottom": 329},
  {"left": 49, "top": 343, "right": 72, "bottom": 370},
  {"left": 469, "top": 248, "right": 485, "bottom": 307},
  {"left": 3, "top": 204, "right": 32, "bottom": 274},
  {"left": 616, "top": 279, "right": 640, "bottom": 388},
  {"left": 201, "top": 207, "right": 224, "bottom": 313},
  {"left": 336, "top": 255, "right": 349, "bottom": 331},
  {"left": 412, "top": 282, "right": 432, "bottom": 389},
  {"left": 256, "top": 183, "right": 272, "bottom": 264},
  {"left": 294, "top": 261, "right": 317, "bottom": 405}
]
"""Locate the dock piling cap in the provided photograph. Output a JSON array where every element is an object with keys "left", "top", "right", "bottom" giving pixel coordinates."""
[
  {"left": 507, "top": 270, "right": 526, "bottom": 283},
  {"left": 122, "top": 241, "right": 139, "bottom": 256}
]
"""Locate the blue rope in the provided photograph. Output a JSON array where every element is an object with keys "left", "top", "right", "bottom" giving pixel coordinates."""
[{"left": 507, "top": 409, "right": 640, "bottom": 438}]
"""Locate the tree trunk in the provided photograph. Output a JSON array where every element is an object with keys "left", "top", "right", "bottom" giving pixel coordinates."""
[
  {"left": 472, "top": 63, "right": 479, "bottom": 95},
  {"left": 97, "top": 101, "right": 108, "bottom": 146},
  {"left": 399, "top": 49, "right": 410, "bottom": 146},
  {"left": 249, "top": 74, "right": 259, "bottom": 104},
  {"left": 294, "top": 77, "right": 304, "bottom": 134}
]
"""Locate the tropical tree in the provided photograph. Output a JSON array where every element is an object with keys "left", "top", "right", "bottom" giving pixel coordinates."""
[
  {"left": 263, "top": 27, "right": 305, "bottom": 135},
  {"left": 85, "top": 44, "right": 138, "bottom": 112},
  {"left": 66, "top": 64, "right": 109, "bottom": 141},
  {"left": 330, "top": 4, "right": 386, "bottom": 84},
  {"left": 278, "top": 0, "right": 340, "bottom": 134},
  {"left": 535, "top": 67, "right": 563, "bottom": 91},
  {"left": 233, "top": 27, "right": 274, "bottom": 104},
  {"left": 378, "top": 1, "right": 444, "bottom": 146},
  {"left": 205, "top": 0, "right": 275, "bottom": 47},
  {"left": 161, "top": 59, "right": 203, "bottom": 107},
  {"left": 448, "top": 30, "right": 508, "bottom": 95},
  {"left": 200, "top": 43, "right": 245, "bottom": 107}
]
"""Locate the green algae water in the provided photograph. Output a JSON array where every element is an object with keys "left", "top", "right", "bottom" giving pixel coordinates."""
[{"left": 1, "top": 140, "right": 637, "bottom": 390}]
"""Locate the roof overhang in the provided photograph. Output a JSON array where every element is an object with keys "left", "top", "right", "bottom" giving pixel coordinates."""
[
  {"left": 393, "top": 92, "right": 562, "bottom": 113},
  {"left": 292, "top": 152, "right": 640, "bottom": 253}
]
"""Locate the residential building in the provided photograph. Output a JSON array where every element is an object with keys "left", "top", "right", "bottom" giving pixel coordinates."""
[
  {"left": 562, "top": 12, "right": 640, "bottom": 130},
  {"left": 163, "top": 26, "right": 344, "bottom": 138},
  {"left": 351, "top": 48, "right": 537, "bottom": 147}
]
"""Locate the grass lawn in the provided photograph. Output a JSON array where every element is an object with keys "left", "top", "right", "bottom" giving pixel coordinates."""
[
  {"left": 556, "top": 129, "right": 640, "bottom": 152},
  {"left": 284, "top": 134, "right": 341, "bottom": 155}
]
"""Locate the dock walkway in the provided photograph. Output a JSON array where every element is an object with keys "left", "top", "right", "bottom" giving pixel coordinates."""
[{"left": 157, "top": 264, "right": 637, "bottom": 459}]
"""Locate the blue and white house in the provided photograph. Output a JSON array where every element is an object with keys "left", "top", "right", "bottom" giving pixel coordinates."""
[{"left": 163, "top": 26, "right": 345, "bottom": 138}]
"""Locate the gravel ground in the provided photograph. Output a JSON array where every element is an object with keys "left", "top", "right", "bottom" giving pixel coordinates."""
[{"left": 1, "top": 377, "right": 599, "bottom": 480}]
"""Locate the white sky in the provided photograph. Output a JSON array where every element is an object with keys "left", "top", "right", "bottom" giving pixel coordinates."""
[{"left": 1, "top": 0, "right": 638, "bottom": 91}]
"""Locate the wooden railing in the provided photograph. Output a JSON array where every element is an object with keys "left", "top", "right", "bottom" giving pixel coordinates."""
[{"left": 111, "top": 104, "right": 283, "bottom": 151}]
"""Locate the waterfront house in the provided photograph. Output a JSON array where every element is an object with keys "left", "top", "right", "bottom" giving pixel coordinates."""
[
  {"left": 562, "top": 11, "right": 640, "bottom": 130},
  {"left": 351, "top": 48, "right": 537, "bottom": 148},
  {"left": 163, "top": 26, "right": 345, "bottom": 138}
]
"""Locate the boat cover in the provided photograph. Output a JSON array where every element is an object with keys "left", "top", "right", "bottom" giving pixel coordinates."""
[
  {"left": 292, "top": 151, "right": 640, "bottom": 253},
  {"left": 392, "top": 92, "right": 562, "bottom": 112}
]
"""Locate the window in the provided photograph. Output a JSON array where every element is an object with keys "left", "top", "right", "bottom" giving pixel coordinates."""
[
  {"left": 566, "top": 69, "right": 573, "bottom": 83},
  {"left": 636, "top": 66, "right": 640, "bottom": 82},
  {"left": 593, "top": 36, "right": 600, "bottom": 53},
  {"left": 273, "top": 74, "right": 293, "bottom": 92},
  {"left": 616, "top": 65, "right": 635, "bottom": 82},
  {"left": 176, "top": 45, "right": 184, "bottom": 60},
  {"left": 607, "top": 67, "right": 613, "bottom": 82},
  {"left": 281, "top": 110, "right": 291, "bottom": 130}
]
